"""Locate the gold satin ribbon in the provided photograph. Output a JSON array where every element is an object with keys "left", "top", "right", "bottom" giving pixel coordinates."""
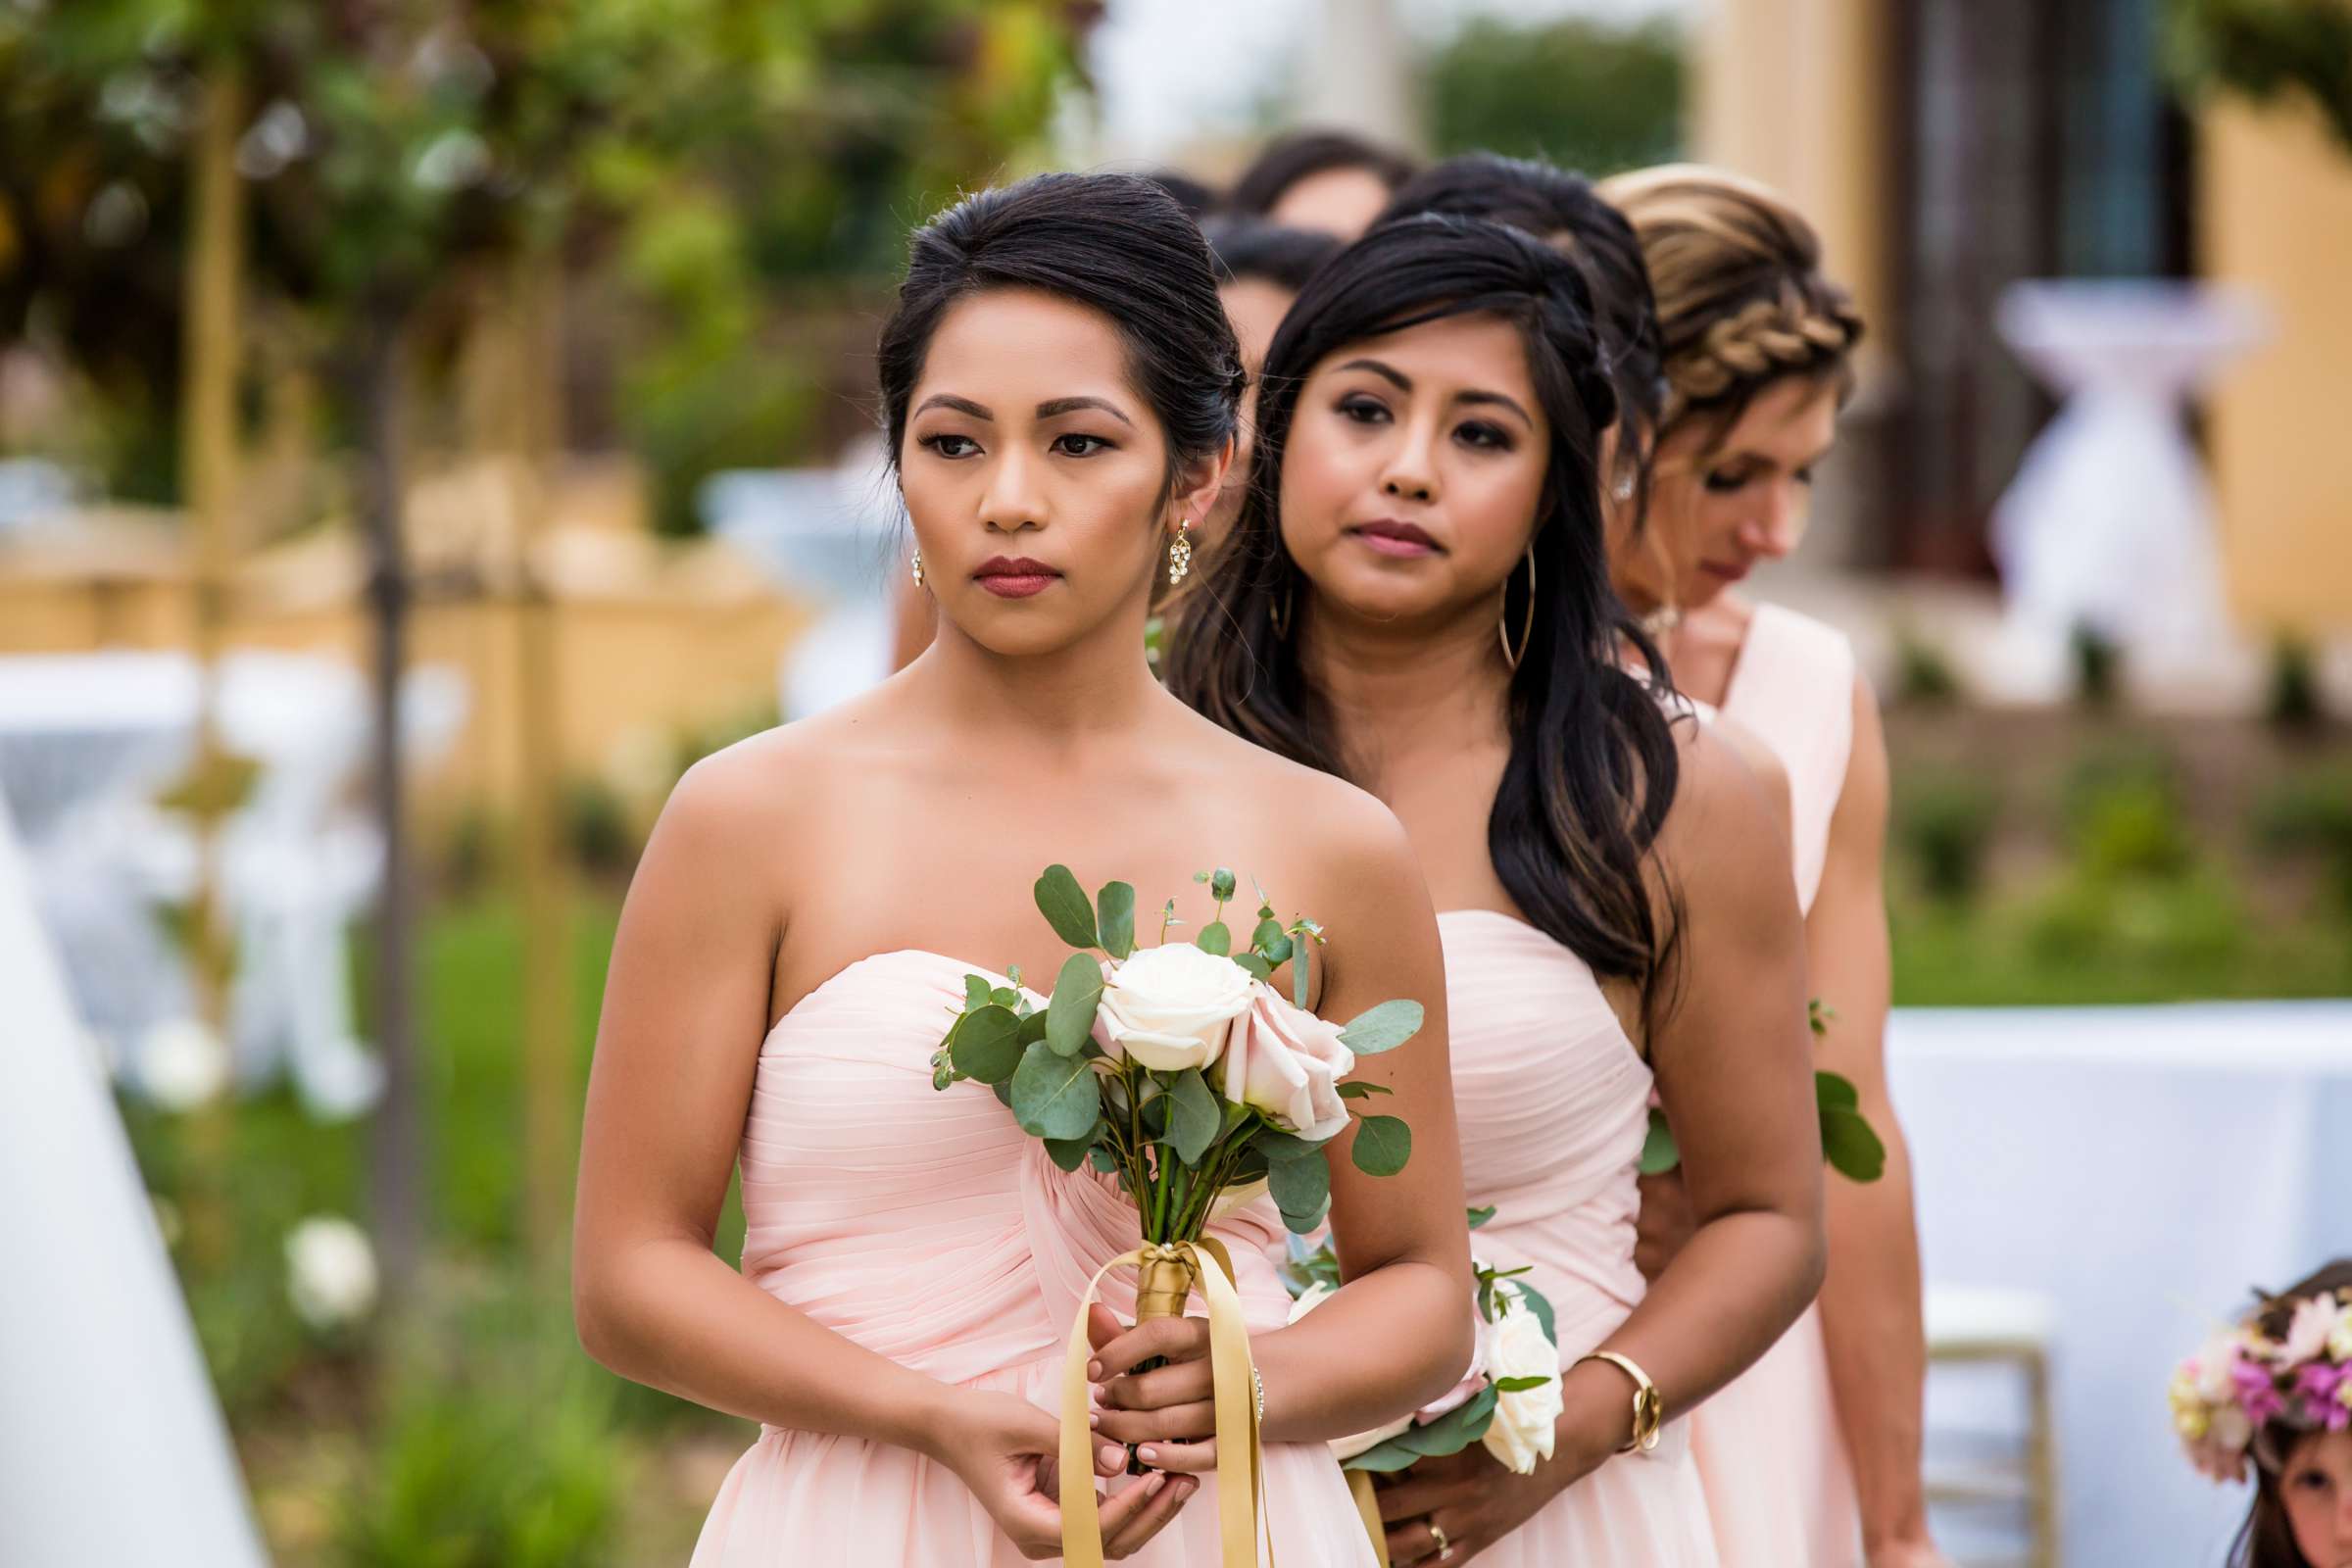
[
  {"left": 1348, "top": 1471, "right": 1391, "bottom": 1566},
  {"left": 1059, "top": 1239, "right": 1270, "bottom": 1567}
]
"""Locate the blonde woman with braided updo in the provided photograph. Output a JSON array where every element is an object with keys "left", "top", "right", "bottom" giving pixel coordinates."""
[{"left": 1595, "top": 165, "right": 1945, "bottom": 1568}]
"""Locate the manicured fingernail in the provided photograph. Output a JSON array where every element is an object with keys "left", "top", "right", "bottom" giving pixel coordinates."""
[
  {"left": 1100, "top": 1444, "right": 1123, "bottom": 1468},
  {"left": 1144, "top": 1472, "right": 1166, "bottom": 1494},
  {"left": 1088, "top": 1411, "right": 1102, "bottom": 1429},
  {"left": 1138, "top": 1446, "right": 1159, "bottom": 1463}
]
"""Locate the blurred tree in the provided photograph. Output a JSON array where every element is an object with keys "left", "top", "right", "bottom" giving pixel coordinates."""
[
  {"left": 1423, "top": 15, "right": 1685, "bottom": 177},
  {"left": 0, "top": 0, "right": 1091, "bottom": 1286},
  {"left": 2167, "top": 0, "right": 2352, "bottom": 157}
]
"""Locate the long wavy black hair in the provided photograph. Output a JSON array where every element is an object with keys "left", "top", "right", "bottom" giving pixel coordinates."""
[{"left": 1165, "top": 214, "right": 1684, "bottom": 1008}]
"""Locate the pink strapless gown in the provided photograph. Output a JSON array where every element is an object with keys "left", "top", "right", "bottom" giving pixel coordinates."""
[
  {"left": 1436, "top": 909, "right": 1721, "bottom": 1565},
  {"left": 1685, "top": 601, "right": 1864, "bottom": 1567},
  {"left": 689, "top": 949, "right": 1376, "bottom": 1568}
]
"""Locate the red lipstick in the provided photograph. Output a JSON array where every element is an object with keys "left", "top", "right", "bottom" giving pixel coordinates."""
[{"left": 973, "top": 555, "right": 1062, "bottom": 599}]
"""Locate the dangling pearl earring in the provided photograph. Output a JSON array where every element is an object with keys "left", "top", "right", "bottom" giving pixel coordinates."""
[
  {"left": 1167, "top": 518, "right": 1194, "bottom": 585},
  {"left": 909, "top": 549, "right": 925, "bottom": 588},
  {"left": 1614, "top": 473, "right": 1636, "bottom": 503}
]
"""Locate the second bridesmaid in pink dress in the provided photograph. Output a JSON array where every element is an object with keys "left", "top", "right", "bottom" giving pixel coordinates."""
[{"left": 1171, "top": 210, "right": 1827, "bottom": 1565}]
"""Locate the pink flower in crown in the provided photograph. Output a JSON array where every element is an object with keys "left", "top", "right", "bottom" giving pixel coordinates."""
[
  {"left": 2232, "top": 1354, "right": 2288, "bottom": 1427},
  {"left": 2294, "top": 1362, "right": 2352, "bottom": 1432}
]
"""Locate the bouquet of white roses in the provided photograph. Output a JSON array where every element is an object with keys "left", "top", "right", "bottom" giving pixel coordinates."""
[
  {"left": 1281, "top": 1206, "right": 1564, "bottom": 1477},
  {"left": 927, "top": 863, "right": 1427, "bottom": 1567}
]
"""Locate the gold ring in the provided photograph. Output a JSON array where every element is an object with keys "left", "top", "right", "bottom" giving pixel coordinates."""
[{"left": 1429, "top": 1522, "right": 1451, "bottom": 1556}]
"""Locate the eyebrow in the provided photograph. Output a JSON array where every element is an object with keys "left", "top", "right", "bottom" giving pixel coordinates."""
[
  {"left": 910, "top": 393, "right": 1137, "bottom": 428},
  {"left": 1334, "top": 358, "right": 1534, "bottom": 428},
  {"left": 1036, "top": 396, "right": 1135, "bottom": 427}
]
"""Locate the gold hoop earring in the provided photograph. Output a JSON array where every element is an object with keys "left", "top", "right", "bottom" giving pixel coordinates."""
[
  {"left": 1498, "top": 546, "right": 1535, "bottom": 671},
  {"left": 1167, "top": 517, "right": 1194, "bottom": 585},
  {"left": 909, "top": 549, "right": 925, "bottom": 589}
]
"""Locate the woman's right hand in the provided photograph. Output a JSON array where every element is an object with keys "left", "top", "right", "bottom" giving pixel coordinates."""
[{"left": 934, "top": 1387, "right": 1199, "bottom": 1560}]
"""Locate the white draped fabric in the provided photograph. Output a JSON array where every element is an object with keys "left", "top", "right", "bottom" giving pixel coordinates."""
[{"left": 0, "top": 786, "right": 271, "bottom": 1568}]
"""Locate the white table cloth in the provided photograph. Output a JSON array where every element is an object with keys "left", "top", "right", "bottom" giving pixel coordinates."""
[{"left": 1891, "top": 1002, "right": 2352, "bottom": 1564}]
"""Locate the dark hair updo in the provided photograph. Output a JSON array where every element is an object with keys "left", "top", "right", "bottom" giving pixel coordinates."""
[
  {"left": 1227, "top": 128, "right": 1420, "bottom": 218},
  {"left": 1380, "top": 153, "right": 1668, "bottom": 512},
  {"left": 1200, "top": 216, "right": 1344, "bottom": 296},
  {"left": 1167, "top": 214, "right": 1683, "bottom": 1007},
  {"left": 876, "top": 172, "right": 1247, "bottom": 497}
]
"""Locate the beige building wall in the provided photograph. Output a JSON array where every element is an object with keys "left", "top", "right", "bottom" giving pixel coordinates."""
[
  {"left": 2199, "top": 98, "right": 2352, "bottom": 635},
  {"left": 1690, "top": 0, "right": 1893, "bottom": 368}
]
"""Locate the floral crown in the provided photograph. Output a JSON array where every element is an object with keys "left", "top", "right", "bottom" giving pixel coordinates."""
[{"left": 2169, "top": 1288, "right": 2352, "bottom": 1469}]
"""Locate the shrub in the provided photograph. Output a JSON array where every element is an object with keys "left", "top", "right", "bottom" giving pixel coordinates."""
[
  {"left": 2266, "top": 632, "right": 2326, "bottom": 730},
  {"left": 2071, "top": 622, "right": 2122, "bottom": 710},
  {"left": 1896, "top": 774, "right": 2002, "bottom": 903},
  {"left": 2062, "top": 747, "right": 2192, "bottom": 880},
  {"left": 2250, "top": 764, "right": 2352, "bottom": 911},
  {"left": 1892, "top": 626, "right": 1962, "bottom": 707}
]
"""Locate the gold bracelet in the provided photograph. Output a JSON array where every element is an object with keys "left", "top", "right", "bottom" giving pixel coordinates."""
[
  {"left": 1250, "top": 1365, "right": 1265, "bottom": 1424},
  {"left": 1574, "top": 1350, "right": 1663, "bottom": 1453}
]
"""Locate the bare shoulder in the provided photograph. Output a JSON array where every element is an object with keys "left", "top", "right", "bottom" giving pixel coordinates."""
[
  {"left": 1655, "top": 712, "right": 1788, "bottom": 889},
  {"left": 1701, "top": 709, "right": 1791, "bottom": 839}
]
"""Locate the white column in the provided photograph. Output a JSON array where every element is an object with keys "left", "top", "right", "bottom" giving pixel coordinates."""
[{"left": 0, "top": 788, "right": 270, "bottom": 1568}]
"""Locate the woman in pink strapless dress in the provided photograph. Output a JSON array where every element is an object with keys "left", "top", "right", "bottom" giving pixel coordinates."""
[
  {"left": 1595, "top": 163, "right": 1943, "bottom": 1568},
  {"left": 572, "top": 172, "right": 1479, "bottom": 1568},
  {"left": 1169, "top": 213, "right": 1828, "bottom": 1565}
]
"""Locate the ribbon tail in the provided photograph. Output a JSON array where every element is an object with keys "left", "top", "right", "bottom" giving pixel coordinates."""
[
  {"left": 1348, "top": 1471, "right": 1391, "bottom": 1567},
  {"left": 1061, "top": 1247, "right": 1148, "bottom": 1568},
  {"left": 1186, "top": 1238, "right": 1269, "bottom": 1567}
]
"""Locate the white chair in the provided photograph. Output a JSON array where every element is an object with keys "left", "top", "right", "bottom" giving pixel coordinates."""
[{"left": 1923, "top": 1284, "right": 2061, "bottom": 1568}]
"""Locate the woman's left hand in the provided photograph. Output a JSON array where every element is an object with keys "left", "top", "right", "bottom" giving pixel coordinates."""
[
  {"left": 1375, "top": 1445, "right": 1567, "bottom": 1565},
  {"left": 1087, "top": 1304, "right": 1225, "bottom": 1474}
]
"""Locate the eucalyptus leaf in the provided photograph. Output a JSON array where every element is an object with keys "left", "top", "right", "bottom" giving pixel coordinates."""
[
  {"left": 990, "top": 987, "right": 1019, "bottom": 1008},
  {"left": 1210, "top": 867, "right": 1237, "bottom": 902},
  {"left": 1278, "top": 1196, "right": 1331, "bottom": 1237},
  {"left": 1335, "top": 1081, "right": 1393, "bottom": 1100},
  {"left": 1088, "top": 1148, "right": 1117, "bottom": 1174},
  {"left": 1197, "top": 921, "right": 1231, "bottom": 956},
  {"left": 1232, "top": 953, "right": 1273, "bottom": 982},
  {"left": 1251, "top": 915, "right": 1288, "bottom": 955},
  {"left": 1512, "top": 1280, "right": 1557, "bottom": 1345},
  {"left": 1349, "top": 1114, "right": 1411, "bottom": 1177},
  {"left": 1267, "top": 1146, "right": 1330, "bottom": 1217},
  {"left": 1379, "top": 1387, "right": 1497, "bottom": 1460},
  {"left": 1254, "top": 1127, "right": 1324, "bottom": 1163},
  {"left": 1046, "top": 953, "right": 1104, "bottom": 1057},
  {"left": 1338, "top": 1000, "right": 1424, "bottom": 1055},
  {"left": 1293, "top": 936, "right": 1311, "bottom": 1008},
  {"left": 1045, "top": 1128, "right": 1100, "bottom": 1172},
  {"left": 962, "top": 975, "right": 993, "bottom": 1011},
  {"left": 1639, "top": 1106, "right": 1682, "bottom": 1175},
  {"left": 949, "top": 1004, "right": 1023, "bottom": 1085},
  {"left": 1822, "top": 1103, "right": 1887, "bottom": 1183},
  {"left": 1168, "top": 1068, "right": 1221, "bottom": 1165},
  {"left": 992, "top": 1079, "right": 1013, "bottom": 1108},
  {"left": 1096, "top": 881, "right": 1137, "bottom": 960},
  {"left": 1018, "top": 1009, "right": 1051, "bottom": 1045},
  {"left": 1010, "top": 1040, "right": 1101, "bottom": 1140},
  {"left": 1034, "top": 863, "right": 1101, "bottom": 950},
  {"left": 1343, "top": 1436, "right": 1433, "bottom": 1473},
  {"left": 1466, "top": 1203, "right": 1496, "bottom": 1230}
]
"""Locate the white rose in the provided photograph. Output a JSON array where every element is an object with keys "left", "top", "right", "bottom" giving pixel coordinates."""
[
  {"left": 1288, "top": 1282, "right": 1416, "bottom": 1460},
  {"left": 1219, "top": 983, "right": 1354, "bottom": 1143},
  {"left": 2207, "top": 1400, "right": 2253, "bottom": 1458},
  {"left": 140, "top": 1017, "right": 229, "bottom": 1112},
  {"left": 1093, "top": 943, "right": 1255, "bottom": 1073},
  {"left": 285, "top": 1216, "right": 378, "bottom": 1332},
  {"left": 1480, "top": 1281, "right": 1562, "bottom": 1475}
]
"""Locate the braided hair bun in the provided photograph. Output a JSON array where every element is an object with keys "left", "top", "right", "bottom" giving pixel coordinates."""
[{"left": 1598, "top": 164, "right": 1863, "bottom": 429}]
